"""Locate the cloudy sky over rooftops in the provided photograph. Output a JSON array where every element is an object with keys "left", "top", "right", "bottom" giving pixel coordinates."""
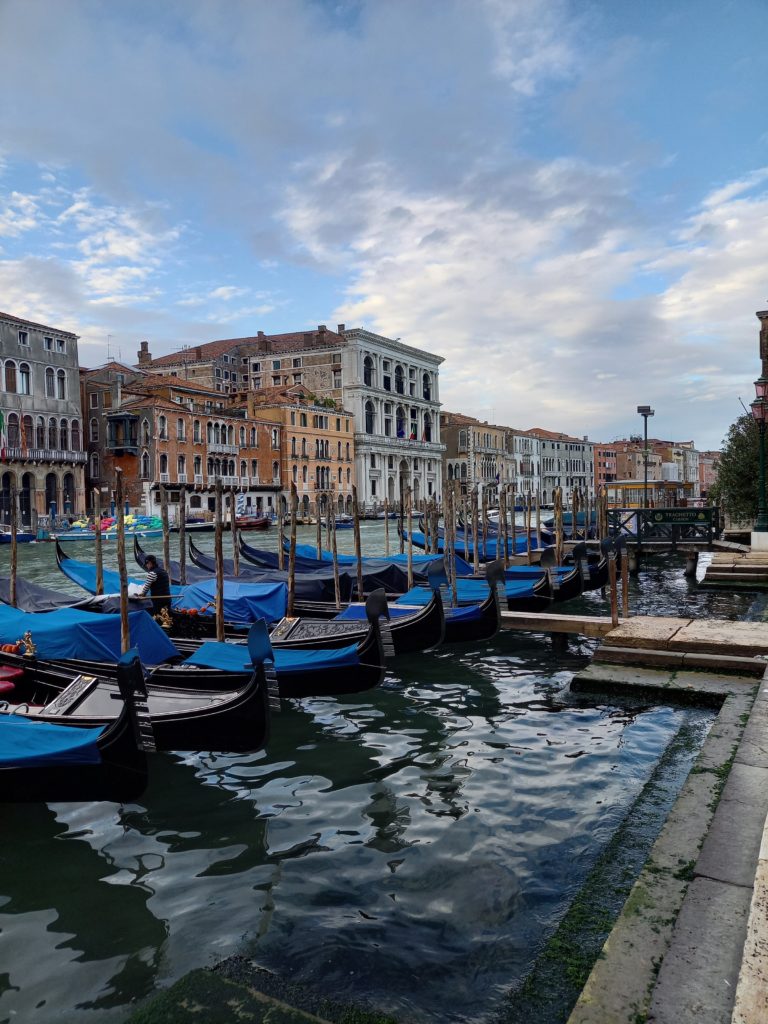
[{"left": 1, "top": 0, "right": 767, "bottom": 449}]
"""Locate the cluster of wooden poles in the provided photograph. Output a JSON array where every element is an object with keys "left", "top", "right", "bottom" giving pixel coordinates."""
[{"left": 3, "top": 476, "right": 620, "bottom": 657}]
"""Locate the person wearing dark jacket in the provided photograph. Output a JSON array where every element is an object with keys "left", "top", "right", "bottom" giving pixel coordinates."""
[{"left": 140, "top": 555, "right": 172, "bottom": 614}]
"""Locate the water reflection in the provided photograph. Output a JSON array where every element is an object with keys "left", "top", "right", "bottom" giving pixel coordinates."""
[{"left": 0, "top": 541, "right": 733, "bottom": 1024}]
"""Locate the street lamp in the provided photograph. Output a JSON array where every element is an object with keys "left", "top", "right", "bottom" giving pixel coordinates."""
[
  {"left": 751, "top": 377, "right": 768, "bottom": 532},
  {"left": 637, "top": 405, "right": 655, "bottom": 508}
]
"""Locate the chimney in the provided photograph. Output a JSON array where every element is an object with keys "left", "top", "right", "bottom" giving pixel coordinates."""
[
  {"left": 195, "top": 348, "right": 202, "bottom": 361},
  {"left": 257, "top": 331, "right": 265, "bottom": 340},
  {"left": 137, "top": 340, "right": 151, "bottom": 365},
  {"left": 318, "top": 324, "right": 327, "bottom": 338},
  {"left": 337, "top": 323, "right": 345, "bottom": 335}
]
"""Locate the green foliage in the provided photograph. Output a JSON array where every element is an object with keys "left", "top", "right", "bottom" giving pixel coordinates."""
[{"left": 708, "top": 414, "right": 759, "bottom": 522}]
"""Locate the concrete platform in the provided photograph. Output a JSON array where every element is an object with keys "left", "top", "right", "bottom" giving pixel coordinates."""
[{"left": 567, "top": 665, "right": 768, "bottom": 1024}]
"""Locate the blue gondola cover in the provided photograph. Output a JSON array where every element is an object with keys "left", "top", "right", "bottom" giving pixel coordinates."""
[
  {"left": 0, "top": 606, "right": 179, "bottom": 664},
  {"left": 0, "top": 713, "right": 106, "bottom": 767},
  {"left": 184, "top": 641, "right": 360, "bottom": 674}
]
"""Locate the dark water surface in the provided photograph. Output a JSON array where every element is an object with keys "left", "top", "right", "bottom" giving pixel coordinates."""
[{"left": 0, "top": 534, "right": 759, "bottom": 1024}]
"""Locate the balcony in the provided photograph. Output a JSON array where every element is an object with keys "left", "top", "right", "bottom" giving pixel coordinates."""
[
  {"left": 194, "top": 474, "right": 204, "bottom": 484},
  {"left": 250, "top": 476, "right": 260, "bottom": 486},
  {"left": 159, "top": 473, "right": 170, "bottom": 483},
  {"left": 240, "top": 476, "right": 249, "bottom": 486},
  {"left": 178, "top": 473, "right": 187, "bottom": 483},
  {"left": 354, "top": 433, "right": 445, "bottom": 454},
  {"left": 2, "top": 447, "right": 87, "bottom": 464},
  {"left": 207, "top": 442, "right": 239, "bottom": 456}
]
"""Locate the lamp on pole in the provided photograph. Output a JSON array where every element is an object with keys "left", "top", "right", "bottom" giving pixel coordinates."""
[
  {"left": 751, "top": 377, "right": 768, "bottom": 532},
  {"left": 637, "top": 405, "right": 655, "bottom": 508}
]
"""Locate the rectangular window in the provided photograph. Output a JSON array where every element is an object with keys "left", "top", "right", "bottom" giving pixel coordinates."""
[
  {"left": 332, "top": 352, "right": 341, "bottom": 364},
  {"left": 18, "top": 330, "right": 29, "bottom": 346},
  {"left": 252, "top": 376, "right": 261, "bottom": 388},
  {"left": 293, "top": 373, "right": 302, "bottom": 384},
  {"left": 56, "top": 338, "right": 66, "bottom": 353},
  {"left": 333, "top": 370, "right": 342, "bottom": 388},
  {"left": 292, "top": 357, "right": 302, "bottom": 368},
  {"left": 272, "top": 375, "right": 281, "bottom": 385},
  {"left": 103, "top": 391, "right": 112, "bottom": 409},
  {"left": 252, "top": 361, "right": 261, "bottom": 372},
  {"left": 90, "top": 393, "right": 99, "bottom": 408},
  {"left": 44, "top": 336, "right": 54, "bottom": 350},
  {"left": 272, "top": 359, "right": 281, "bottom": 370}
]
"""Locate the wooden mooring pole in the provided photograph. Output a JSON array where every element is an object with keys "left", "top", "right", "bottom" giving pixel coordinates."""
[
  {"left": 287, "top": 483, "right": 298, "bottom": 616},
  {"left": 178, "top": 488, "right": 187, "bottom": 585},
  {"left": 115, "top": 471, "right": 130, "bottom": 654},
  {"left": 215, "top": 481, "right": 225, "bottom": 642},
  {"left": 608, "top": 551, "right": 619, "bottom": 627},
  {"left": 93, "top": 487, "right": 104, "bottom": 596},
  {"left": 352, "top": 485, "right": 364, "bottom": 601},
  {"left": 9, "top": 486, "right": 18, "bottom": 608},
  {"left": 160, "top": 486, "right": 171, "bottom": 577},
  {"left": 384, "top": 497, "right": 390, "bottom": 557}
]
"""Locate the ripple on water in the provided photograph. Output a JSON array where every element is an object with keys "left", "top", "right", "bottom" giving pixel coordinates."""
[{"left": 0, "top": 540, "right": 724, "bottom": 1023}]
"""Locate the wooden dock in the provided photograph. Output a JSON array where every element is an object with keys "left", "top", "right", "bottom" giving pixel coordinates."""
[
  {"left": 499, "top": 610, "right": 768, "bottom": 674},
  {"left": 700, "top": 550, "right": 768, "bottom": 589}
]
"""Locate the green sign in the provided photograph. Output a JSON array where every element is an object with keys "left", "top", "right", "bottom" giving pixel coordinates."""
[{"left": 647, "top": 508, "right": 711, "bottom": 525}]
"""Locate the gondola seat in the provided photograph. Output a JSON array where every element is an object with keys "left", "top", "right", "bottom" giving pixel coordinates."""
[{"left": 0, "top": 667, "right": 24, "bottom": 695}]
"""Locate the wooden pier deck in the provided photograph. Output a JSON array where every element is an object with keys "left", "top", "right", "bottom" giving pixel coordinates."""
[{"left": 499, "top": 610, "right": 768, "bottom": 673}]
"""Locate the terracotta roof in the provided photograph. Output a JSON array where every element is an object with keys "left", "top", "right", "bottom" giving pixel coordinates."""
[
  {"left": 0, "top": 310, "right": 79, "bottom": 337},
  {"left": 144, "top": 326, "right": 345, "bottom": 368},
  {"left": 525, "top": 427, "right": 593, "bottom": 443}
]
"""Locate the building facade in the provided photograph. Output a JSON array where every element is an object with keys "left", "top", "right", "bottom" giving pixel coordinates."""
[
  {"left": 143, "top": 324, "right": 446, "bottom": 510},
  {"left": 82, "top": 369, "right": 281, "bottom": 518},
  {"left": 525, "top": 429, "right": 595, "bottom": 505},
  {"left": 0, "top": 311, "right": 86, "bottom": 526},
  {"left": 441, "top": 412, "right": 510, "bottom": 503}
]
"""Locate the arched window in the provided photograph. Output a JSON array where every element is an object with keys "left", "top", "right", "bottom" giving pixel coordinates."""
[
  {"left": 71, "top": 420, "right": 80, "bottom": 451},
  {"left": 250, "top": 459, "right": 257, "bottom": 478},
  {"left": 302, "top": 465, "right": 308, "bottom": 483},
  {"left": 422, "top": 372, "right": 431, "bottom": 400},
  {"left": 22, "top": 415, "right": 33, "bottom": 448},
  {"left": 19, "top": 363, "right": 31, "bottom": 395},
  {"left": 4, "top": 361, "right": 17, "bottom": 393},
  {"left": 272, "top": 461, "right": 279, "bottom": 482},
  {"left": 271, "top": 428, "right": 279, "bottom": 449},
  {"left": 56, "top": 369, "right": 66, "bottom": 399},
  {"left": 158, "top": 415, "right": 167, "bottom": 439},
  {"left": 194, "top": 455, "right": 202, "bottom": 475},
  {"left": 90, "top": 417, "right": 99, "bottom": 442},
  {"left": 214, "top": 423, "right": 221, "bottom": 443},
  {"left": 207, "top": 422, "right": 213, "bottom": 443},
  {"left": 292, "top": 464, "right": 298, "bottom": 483},
  {"left": 448, "top": 464, "right": 454, "bottom": 480},
  {"left": 227, "top": 425, "right": 234, "bottom": 445},
  {"left": 141, "top": 451, "right": 150, "bottom": 478},
  {"left": 337, "top": 441, "right": 342, "bottom": 459},
  {"left": 240, "top": 460, "right": 247, "bottom": 478},
  {"left": 160, "top": 453, "right": 168, "bottom": 474},
  {"left": 394, "top": 365, "right": 404, "bottom": 394},
  {"left": 176, "top": 418, "right": 184, "bottom": 440},
  {"left": 364, "top": 400, "right": 375, "bottom": 434},
  {"left": 59, "top": 419, "right": 68, "bottom": 450},
  {"left": 250, "top": 427, "right": 257, "bottom": 446},
  {"left": 177, "top": 454, "right": 186, "bottom": 475},
  {"left": 300, "top": 412, "right": 307, "bottom": 427},
  {"left": 7, "top": 413, "right": 19, "bottom": 447},
  {"left": 239, "top": 426, "right": 245, "bottom": 446},
  {"left": 48, "top": 417, "right": 57, "bottom": 449},
  {"left": 193, "top": 419, "right": 201, "bottom": 442},
  {"left": 90, "top": 452, "right": 99, "bottom": 478},
  {"left": 458, "top": 429, "right": 467, "bottom": 449},
  {"left": 423, "top": 413, "right": 432, "bottom": 443},
  {"left": 141, "top": 419, "right": 150, "bottom": 445},
  {"left": 36, "top": 417, "right": 45, "bottom": 447},
  {"left": 363, "top": 355, "right": 374, "bottom": 387},
  {"left": 45, "top": 367, "right": 55, "bottom": 398},
  {"left": 396, "top": 406, "right": 406, "bottom": 438}
]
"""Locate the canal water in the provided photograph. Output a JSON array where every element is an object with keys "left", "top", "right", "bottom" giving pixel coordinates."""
[{"left": 0, "top": 530, "right": 759, "bottom": 1024}]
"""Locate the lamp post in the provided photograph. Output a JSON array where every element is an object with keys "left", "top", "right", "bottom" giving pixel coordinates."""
[
  {"left": 751, "top": 377, "right": 768, "bottom": 532},
  {"left": 637, "top": 405, "right": 655, "bottom": 509}
]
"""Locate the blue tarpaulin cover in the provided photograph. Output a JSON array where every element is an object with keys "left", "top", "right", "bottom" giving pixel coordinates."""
[
  {"left": 0, "top": 605, "right": 179, "bottom": 664},
  {"left": 395, "top": 577, "right": 536, "bottom": 606},
  {"left": 0, "top": 713, "right": 106, "bottom": 767},
  {"left": 185, "top": 641, "right": 359, "bottom": 674},
  {"left": 335, "top": 601, "right": 479, "bottom": 623},
  {"left": 290, "top": 542, "right": 473, "bottom": 576},
  {"left": 173, "top": 579, "right": 287, "bottom": 623},
  {"left": 59, "top": 556, "right": 183, "bottom": 597}
]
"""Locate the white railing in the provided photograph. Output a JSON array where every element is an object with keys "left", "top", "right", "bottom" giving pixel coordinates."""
[
  {"left": 177, "top": 473, "right": 187, "bottom": 483},
  {"left": 250, "top": 476, "right": 260, "bottom": 485},
  {"left": 240, "top": 476, "right": 249, "bottom": 486},
  {"left": 194, "top": 474, "right": 203, "bottom": 484},
  {"left": 159, "top": 473, "right": 170, "bottom": 483},
  {"left": 3, "top": 446, "right": 87, "bottom": 463},
  {"left": 207, "top": 442, "right": 239, "bottom": 455}
]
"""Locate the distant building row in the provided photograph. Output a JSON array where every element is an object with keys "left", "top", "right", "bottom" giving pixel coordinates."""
[{"left": 0, "top": 309, "right": 719, "bottom": 525}]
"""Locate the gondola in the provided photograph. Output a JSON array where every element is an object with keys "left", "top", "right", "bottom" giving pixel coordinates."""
[
  {"left": 0, "top": 594, "right": 389, "bottom": 701},
  {"left": 0, "top": 627, "right": 272, "bottom": 753},
  {"left": 234, "top": 515, "right": 271, "bottom": 531},
  {"left": 0, "top": 649, "right": 150, "bottom": 803},
  {"left": 275, "top": 537, "right": 474, "bottom": 577}
]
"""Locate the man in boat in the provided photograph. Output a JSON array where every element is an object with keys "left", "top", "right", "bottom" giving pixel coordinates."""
[{"left": 139, "top": 555, "right": 172, "bottom": 615}]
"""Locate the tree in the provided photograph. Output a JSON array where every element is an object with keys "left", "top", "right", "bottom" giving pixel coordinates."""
[{"left": 708, "top": 414, "right": 758, "bottom": 523}]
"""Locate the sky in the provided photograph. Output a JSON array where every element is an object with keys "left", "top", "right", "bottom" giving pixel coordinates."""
[{"left": 1, "top": 0, "right": 767, "bottom": 451}]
